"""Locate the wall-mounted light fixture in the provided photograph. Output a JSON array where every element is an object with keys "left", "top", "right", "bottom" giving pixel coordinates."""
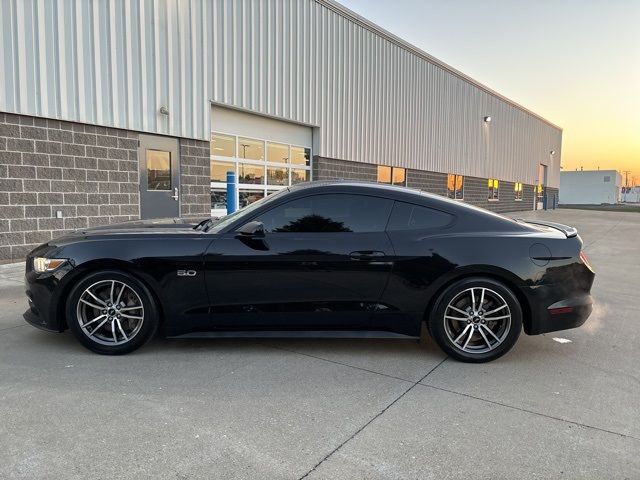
[
  {"left": 483, "top": 116, "right": 492, "bottom": 123},
  {"left": 159, "top": 106, "right": 169, "bottom": 115}
]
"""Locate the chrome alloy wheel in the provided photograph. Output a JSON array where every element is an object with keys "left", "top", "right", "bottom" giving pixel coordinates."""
[
  {"left": 443, "top": 287, "right": 512, "bottom": 354},
  {"left": 76, "top": 280, "right": 145, "bottom": 346}
]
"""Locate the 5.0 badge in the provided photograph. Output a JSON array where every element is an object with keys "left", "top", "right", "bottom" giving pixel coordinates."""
[{"left": 177, "top": 270, "right": 197, "bottom": 277}]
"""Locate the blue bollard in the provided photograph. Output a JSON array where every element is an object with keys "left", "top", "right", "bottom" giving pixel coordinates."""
[{"left": 226, "top": 171, "right": 237, "bottom": 214}]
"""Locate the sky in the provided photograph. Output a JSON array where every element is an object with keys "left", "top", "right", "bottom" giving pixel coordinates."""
[{"left": 338, "top": 0, "right": 640, "bottom": 186}]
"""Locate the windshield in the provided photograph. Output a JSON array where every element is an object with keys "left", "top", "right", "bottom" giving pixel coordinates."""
[{"left": 206, "top": 188, "right": 290, "bottom": 233}]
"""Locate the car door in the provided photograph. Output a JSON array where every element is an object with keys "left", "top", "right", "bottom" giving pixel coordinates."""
[
  {"left": 204, "top": 193, "right": 395, "bottom": 330},
  {"left": 373, "top": 200, "right": 456, "bottom": 335}
]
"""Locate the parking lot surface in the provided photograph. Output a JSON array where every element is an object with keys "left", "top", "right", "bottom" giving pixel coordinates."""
[{"left": 0, "top": 209, "right": 638, "bottom": 479}]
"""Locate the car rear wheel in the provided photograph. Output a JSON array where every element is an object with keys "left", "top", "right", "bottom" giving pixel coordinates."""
[
  {"left": 428, "top": 277, "right": 522, "bottom": 363},
  {"left": 66, "top": 271, "right": 159, "bottom": 355}
]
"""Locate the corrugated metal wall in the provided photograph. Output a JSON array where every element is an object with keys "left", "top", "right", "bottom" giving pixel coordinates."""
[
  {"left": 0, "top": 0, "right": 561, "bottom": 187},
  {"left": 0, "top": 0, "right": 211, "bottom": 140}
]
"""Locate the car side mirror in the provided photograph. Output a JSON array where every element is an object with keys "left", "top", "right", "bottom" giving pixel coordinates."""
[{"left": 236, "top": 220, "right": 265, "bottom": 238}]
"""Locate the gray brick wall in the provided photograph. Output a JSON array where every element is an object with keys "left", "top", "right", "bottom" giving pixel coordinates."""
[
  {"left": 1, "top": 113, "right": 140, "bottom": 261},
  {"left": 313, "top": 156, "right": 377, "bottom": 181},
  {"left": 311, "top": 156, "right": 536, "bottom": 213},
  {"left": 406, "top": 170, "right": 448, "bottom": 197},
  {"left": 462, "top": 176, "right": 536, "bottom": 213},
  {"left": 179, "top": 139, "right": 210, "bottom": 219}
]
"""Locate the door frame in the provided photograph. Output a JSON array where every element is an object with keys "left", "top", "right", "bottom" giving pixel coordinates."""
[{"left": 138, "top": 134, "right": 181, "bottom": 219}]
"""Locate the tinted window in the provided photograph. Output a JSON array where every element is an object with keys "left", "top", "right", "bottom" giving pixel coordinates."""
[
  {"left": 387, "top": 202, "right": 453, "bottom": 231},
  {"left": 254, "top": 194, "right": 393, "bottom": 233}
]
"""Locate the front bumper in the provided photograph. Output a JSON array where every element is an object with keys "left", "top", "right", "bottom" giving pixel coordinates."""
[{"left": 23, "top": 254, "right": 74, "bottom": 333}]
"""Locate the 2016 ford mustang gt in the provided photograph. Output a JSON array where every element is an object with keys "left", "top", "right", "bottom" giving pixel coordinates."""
[{"left": 23, "top": 181, "right": 595, "bottom": 362}]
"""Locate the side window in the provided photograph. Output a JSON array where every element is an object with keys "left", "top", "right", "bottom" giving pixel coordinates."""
[
  {"left": 386, "top": 201, "right": 453, "bottom": 231},
  {"left": 254, "top": 194, "right": 393, "bottom": 233}
]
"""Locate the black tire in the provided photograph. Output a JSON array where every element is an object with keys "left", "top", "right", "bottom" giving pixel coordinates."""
[
  {"left": 428, "top": 277, "right": 522, "bottom": 363},
  {"left": 66, "top": 270, "right": 159, "bottom": 355}
]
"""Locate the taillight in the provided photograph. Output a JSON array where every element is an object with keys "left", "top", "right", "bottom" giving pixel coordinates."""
[{"left": 579, "top": 250, "right": 594, "bottom": 272}]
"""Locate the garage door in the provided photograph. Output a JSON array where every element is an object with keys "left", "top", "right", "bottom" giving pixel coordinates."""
[{"left": 210, "top": 106, "right": 313, "bottom": 216}]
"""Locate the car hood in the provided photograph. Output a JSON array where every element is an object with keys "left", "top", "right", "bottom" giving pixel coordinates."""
[
  {"left": 46, "top": 217, "right": 208, "bottom": 246},
  {"left": 80, "top": 217, "right": 202, "bottom": 232}
]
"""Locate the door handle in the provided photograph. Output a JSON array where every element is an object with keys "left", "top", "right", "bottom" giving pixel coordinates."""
[
  {"left": 171, "top": 187, "right": 179, "bottom": 200},
  {"left": 349, "top": 251, "right": 385, "bottom": 260}
]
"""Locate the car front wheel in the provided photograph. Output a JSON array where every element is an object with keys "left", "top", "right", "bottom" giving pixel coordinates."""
[
  {"left": 66, "top": 271, "right": 159, "bottom": 355},
  {"left": 428, "top": 277, "right": 522, "bottom": 363}
]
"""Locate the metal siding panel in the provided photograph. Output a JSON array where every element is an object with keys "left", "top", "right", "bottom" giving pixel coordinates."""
[{"left": 0, "top": 0, "right": 561, "bottom": 186}]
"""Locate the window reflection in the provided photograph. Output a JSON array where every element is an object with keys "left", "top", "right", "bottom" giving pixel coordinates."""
[
  {"left": 239, "top": 190, "right": 265, "bottom": 208},
  {"left": 377, "top": 166, "right": 405, "bottom": 186},
  {"left": 238, "top": 164, "right": 264, "bottom": 184},
  {"left": 377, "top": 166, "right": 391, "bottom": 183},
  {"left": 291, "top": 169, "right": 310, "bottom": 184},
  {"left": 238, "top": 138, "right": 264, "bottom": 161},
  {"left": 291, "top": 146, "right": 311, "bottom": 166},
  {"left": 211, "top": 161, "right": 234, "bottom": 182},
  {"left": 209, "top": 133, "right": 312, "bottom": 208},
  {"left": 211, "top": 133, "right": 235, "bottom": 157},
  {"left": 488, "top": 178, "right": 499, "bottom": 200},
  {"left": 392, "top": 167, "right": 406, "bottom": 186},
  {"left": 267, "top": 142, "right": 289, "bottom": 163},
  {"left": 211, "top": 189, "right": 227, "bottom": 210},
  {"left": 256, "top": 194, "right": 393, "bottom": 233},
  {"left": 447, "top": 174, "right": 464, "bottom": 200},
  {"left": 514, "top": 182, "right": 523, "bottom": 201},
  {"left": 147, "top": 150, "right": 171, "bottom": 190},
  {"left": 267, "top": 167, "right": 288, "bottom": 186}
]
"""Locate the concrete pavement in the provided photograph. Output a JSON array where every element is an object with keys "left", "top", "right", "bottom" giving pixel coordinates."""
[{"left": 0, "top": 209, "right": 638, "bottom": 479}]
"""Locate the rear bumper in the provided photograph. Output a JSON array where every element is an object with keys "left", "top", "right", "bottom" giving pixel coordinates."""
[{"left": 524, "top": 286, "right": 593, "bottom": 335}]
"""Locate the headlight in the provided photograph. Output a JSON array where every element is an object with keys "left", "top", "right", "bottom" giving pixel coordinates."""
[{"left": 33, "top": 257, "right": 67, "bottom": 273}]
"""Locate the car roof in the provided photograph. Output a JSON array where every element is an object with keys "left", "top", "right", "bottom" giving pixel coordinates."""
[{"left": 286, "top": 180, "right": 521, "bottom": 225}]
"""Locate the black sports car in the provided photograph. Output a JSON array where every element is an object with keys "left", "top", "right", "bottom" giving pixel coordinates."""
[{"left": 24, "top": 181, "right": 595, "bottom": 362}]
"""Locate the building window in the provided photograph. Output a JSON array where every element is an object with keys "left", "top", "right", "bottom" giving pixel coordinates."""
[
  {"left": 210, "top": 132, "right": 312, "bottom": 214},
  {"left": 447, "top": 174, "right": 464, "bottom": 200},
  {"left": 146, "top": 150, "right": 171, "bottom": 190},
  {"left": 211, "top": 161, "right": 233, "bottom": 182},
  {"left": 291, "top": 146, "right": 311, "bottom": 166},
  {"left": 514, "top": 182, "right": 523, "bottom": 201},
  {"left": 238, "top": 137, "right": 264, "bottom": 161},
  {"left": 267, "top": 142, "right": 289, "bottom": 163},
  {"left": 603, "top": 176, "right": 611, "bottom": 183},
  {"left": 291, "top": 169, "right": 310, "bottom": 184},
  {"left": 377, "top": 166, "right": 406, "bottom": 186},
  {"left": 238, "top": 163, "right": 264, "bottom": 184},
  {"left": 211, "top": 133, "right": 236, "bottom": 157},
  {"left": 488, "top": 179, "right": 499, "bottom": 201}
]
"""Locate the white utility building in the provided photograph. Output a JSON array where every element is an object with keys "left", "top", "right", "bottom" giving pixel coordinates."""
[{"left": 560, "top": 170, "right": 622, "bottom": 205}]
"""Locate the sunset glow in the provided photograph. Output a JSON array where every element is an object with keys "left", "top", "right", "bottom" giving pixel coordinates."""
[{"left": 340, "top": 0, "right": 640, "bottom": 185}]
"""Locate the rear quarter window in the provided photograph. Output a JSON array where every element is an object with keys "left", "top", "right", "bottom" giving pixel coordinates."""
[{"left": 386, "top": 201, "right": 454, "bottom": 231}]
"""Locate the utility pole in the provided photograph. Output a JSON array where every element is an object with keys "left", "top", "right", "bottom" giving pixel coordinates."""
[{"left": 623, "top": 170, "right": 631, "bottom": 187}]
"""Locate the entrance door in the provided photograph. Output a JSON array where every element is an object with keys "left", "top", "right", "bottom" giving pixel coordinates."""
[
  {"left": 139, "top": 134, "right": 180, "bottom": 219},
  {"left": 536, "top": 164, "right": 548, "bottom": 210}
]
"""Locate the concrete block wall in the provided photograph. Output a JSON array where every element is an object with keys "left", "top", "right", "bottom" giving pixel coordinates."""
[
  {"left": 179, "top": 139, "right": 211, "bottom": 219},
  {"left": 313, "top": 156, "right": 377, "bottom": 182},
  {"left": 0, "top": 113, "right": 140, "bottom": 261},
  {"left": 314, "top": 156, "right": 536, "bottom": 213},
  {"left": 462, "top": 176, "right": 536, "bottom": 214},
  {"left": 406, "top": 170, "right": 448, "bottom": 197}
]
